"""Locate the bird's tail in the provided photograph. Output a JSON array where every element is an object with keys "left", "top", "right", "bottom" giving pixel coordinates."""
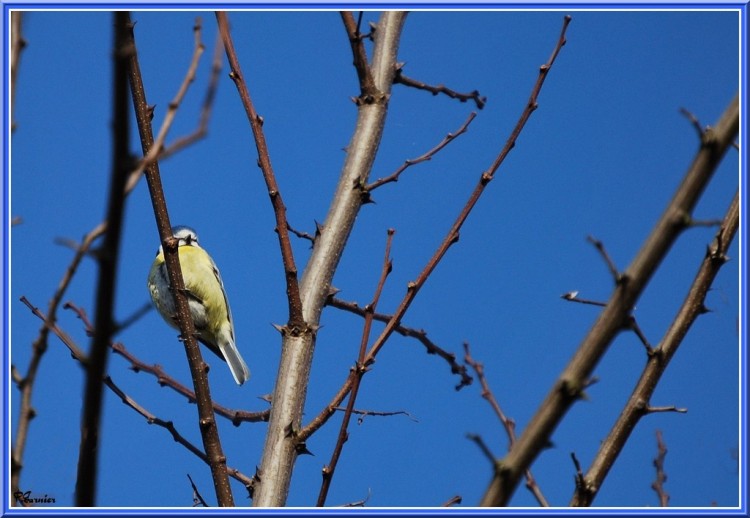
[{"left": 218, "top": 337, "right": 251, "bottom": 385}]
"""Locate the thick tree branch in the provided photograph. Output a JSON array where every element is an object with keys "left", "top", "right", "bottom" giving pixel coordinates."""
[
  {"left": 252, "top": 12, "right": 408, "bottom": 507},
  {"left": 482, "top": 92, "right": 739, "bottom": 506},
  {"left": 569, "top": 190, "right": 738, "bottom": 506}
]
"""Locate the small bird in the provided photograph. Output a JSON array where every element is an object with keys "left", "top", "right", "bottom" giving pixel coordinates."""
[{"left": 147, "top": 225, "right": 250, "bottom": 385}]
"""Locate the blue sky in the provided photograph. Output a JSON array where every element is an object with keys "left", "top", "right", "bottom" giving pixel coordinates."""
[{"left": 4, "top": 7, "right": 744, "bottom": 509}]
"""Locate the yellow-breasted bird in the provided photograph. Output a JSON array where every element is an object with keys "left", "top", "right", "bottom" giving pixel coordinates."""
[{"left": 147, "top": 225, "right": 250, "bottom": 385}]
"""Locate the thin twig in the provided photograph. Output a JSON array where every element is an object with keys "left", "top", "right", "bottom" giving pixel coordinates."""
[
  {"left": 113, "top": 302, "right": 153, "bottom": 334},
  {"left": 467, "top": 433, "right": 496, "bottom": 464},
  {"left": 286, "top": 222, "right": 318, "bottom": 247},
  {"left": 394, "top": 68, "right": 487, "bottom": 109},
  {"left": 586, "top": 235, "right": 622, "bottom": 284},
  {"left": 651, "top": 430, "right": 670, "bottom": 507},
  {"left": 317, "top": 230, "right": 395, "bottom": 507},
  {"left": 560, "top": 291, "right": 607, "bottom": 307},
  {"left": 464, "top": 343, "right": 549, "bottom": 507},
  {"left": 341, "top": 11, "right": 377, "bottom": 102},
  {"left": 442, "top": 495, "right": 463, "bottom": 507},
  {"left": 188, "top": 474, "right": 209, "bottom": 507},
  {"left": 333, "top": 407, "right": 418, "bottom": 424},
  {"left": 158, "top": 31, "right": 223, "bottom": 161},
  {"left": 366, "top": 112, "right": 477, "bottom": 191},
  {"left": 123, "top": 17, "right": 206, "bottom": 194},
  {"left": 645, "top": 405, "right": 687, "bottom": 414},
  {"left": 327, "top": 297, "right": 472, "bottom": 389}
]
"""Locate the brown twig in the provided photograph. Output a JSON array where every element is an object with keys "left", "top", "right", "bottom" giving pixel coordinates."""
[
  {"left": 366, "top": 112, "right": 477, "bottom": 191},
  {"left": 113, "top": 302, "right": 153, "bottom": 334},
  {"left": 286, "top": 222, "right": 318, "bottom": 247},
  {"left": 126, "top": 13, "right": 234, "bottom": 506},
  {"left": 394, "top": 68, "right": 487, "bottom": 109},
  {"left": 467, "top": 433, "right": 496, "bottom": 464},
  {"left": 651, "top": 430, "right": 670, "bottom": 507},
  {"left": 333, "top": 407, "right": 417, "bottom": 424},
  {"left": 442, "top": 495, "right": 463, "bottom": 507},
  {"left": 112, "top": 341, "right": 270, "bottom": 425},
  {"left": 327, "top": 296, "right": 472, "bottom": 389},
  {"left": 560, "top": 291, "right": 607, "bottom": 307},
  {"left": 341, "top": 11, "right": 377, "bottom": 103},
  {"left": 188, "top": 474, "right": 209, "bottom": 507},
  {"left": 158, "top": 31, "right": 223, "bottom": 162},
  {"left": 123, "top": 17, "right": 206, "bottom": 195},
  {"left": 586, "top": 235, "right": 623, "bottom": 284},
  {"left": 464, "top": 343, "right": 549, "bottom": 507},
  {"left": 216, "top": 11, "right": 304, "bottom": 332},
  {"left": 317, "top": 230, "right": 395, "bottom": 506}
]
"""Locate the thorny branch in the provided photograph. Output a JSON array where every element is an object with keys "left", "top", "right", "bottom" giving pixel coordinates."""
[
  {"left": 327, "top": 296, "right": 472, "bottom": 389},
  {"left": 216, "top": 11, "right": 304, "bottom": 332},
  {"left": 569, "top": 190, "right": 738, "bottom": 507},
  {"left": 394, "top": 67, "right": 487, "bottom": 109},
  {"left": 486, "top": 85, "right": 738, "bottom": 504},
  {"left": 651, "top": 430, "right": 670, "bottom": 507},
  {"left": 366, "top": 111, "right": 478, "bottom": 191},
  {"left": 251, "top": 11, "right": 408, "bottom": 507}
]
